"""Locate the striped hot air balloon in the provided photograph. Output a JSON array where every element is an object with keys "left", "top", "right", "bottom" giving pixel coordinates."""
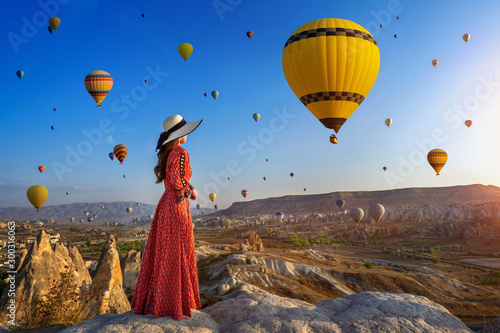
[
  {"left": 38, "top": 166, "right": 45, "bottom": 173},
  {"left": 427, "top": 149, "right": 448, "bottom": 175},
  {"left": 84, "top": 70, "right": 113, "bottom": 108},
  {"left": 241, "top": 190, "right": 248, "bottom": 198},
  {"left": 113, "top": 144, "right": 128, "bottom": 164}
]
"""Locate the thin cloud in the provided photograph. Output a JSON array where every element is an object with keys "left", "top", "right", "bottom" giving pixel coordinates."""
[
  {"left": 74, "top": 186, "right": 93, "bottom": 191},
  {"left": 105, "top": 135, "right": 114, "bottom": 143}
]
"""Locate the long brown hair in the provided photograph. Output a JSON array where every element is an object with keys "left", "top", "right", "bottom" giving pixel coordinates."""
[{"left": 154, "top": 138, "right": 180, "bottom": 183}]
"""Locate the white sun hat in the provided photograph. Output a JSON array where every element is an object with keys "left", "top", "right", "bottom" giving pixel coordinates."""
[{"left": 156, "top": 114, "right": 202, "bottom": 150}]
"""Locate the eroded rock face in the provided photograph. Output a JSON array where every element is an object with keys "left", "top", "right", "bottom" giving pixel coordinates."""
[
  {"left": 120, "top": 250, "right": 141, "bottom": 293},
  {"left": 0, "top": 230, "right": 91, "bottom": 324},
  {"left": 58, "top": 292, "right": 473, "bottom": 333},
  {"left": 239, "top": 232, "right": 264, "bottom": 252},
  {"left": 481, "top": 316, "right": 500, "bottom": 333}
]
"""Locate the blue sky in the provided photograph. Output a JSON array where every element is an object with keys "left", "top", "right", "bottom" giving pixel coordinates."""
[{"left": 2, "top": 0, "right": 500, "bottom": 210}]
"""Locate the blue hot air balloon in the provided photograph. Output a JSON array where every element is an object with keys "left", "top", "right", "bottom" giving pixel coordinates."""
[
  {"left": 109, "top": 152, "right": 114, "bottom": 161},
  {"left": 16, "top": 70, "right": 24, "bottom": 79},
  {"left": 276, "top": 211, "right": 284, "bottom": 222},
  {"left": 336, "top": 199, "right": 345, "bottom": 209}
]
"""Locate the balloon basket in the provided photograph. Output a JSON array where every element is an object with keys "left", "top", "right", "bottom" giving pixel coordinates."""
[{"left": 97, "top": 105, "right": 102, "bottom": 108}]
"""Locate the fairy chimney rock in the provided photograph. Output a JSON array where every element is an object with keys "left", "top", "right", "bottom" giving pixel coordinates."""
[{"left": 239, "top": 232, "right": 264, "bottom": 252}]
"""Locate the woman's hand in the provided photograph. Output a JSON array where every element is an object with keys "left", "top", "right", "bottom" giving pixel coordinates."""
[{"left": 190, "top": 188, "right": 198, "bottom": 200}]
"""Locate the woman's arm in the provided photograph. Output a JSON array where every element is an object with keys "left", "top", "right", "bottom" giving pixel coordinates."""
[{"left": 167, "top": 150, "right": 193, "bottom": 202}]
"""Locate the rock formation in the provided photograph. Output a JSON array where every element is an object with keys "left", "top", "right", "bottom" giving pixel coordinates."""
[
  {"left": 239, "top": 232, "right": 264, "bottom": 252},
  {"left": 57, "top": 292, "right": 473, "bottom": 332},
  {"left": 481, "top": 316, "right": 500, "bottom": 333},
  {"left": 0, "top": 230, "right": 91, "bottom": 324}
]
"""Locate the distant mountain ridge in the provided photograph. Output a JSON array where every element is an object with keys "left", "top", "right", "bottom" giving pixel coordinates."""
[{"left": 215, "top": 184, "right": 500, "bottom": 217}]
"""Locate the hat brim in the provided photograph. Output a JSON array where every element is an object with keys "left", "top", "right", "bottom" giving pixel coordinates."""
[{"left": 163, "top": 119, "right": 202, "bottom": 145}]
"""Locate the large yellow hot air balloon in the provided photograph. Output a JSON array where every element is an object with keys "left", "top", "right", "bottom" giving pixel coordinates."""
[
  {"left": 178, "top": 43, "right": 193, "bottom": 62},
  {"left": 27, "top": 185, "right": 48, "bottom": 212},
  {"left": 282, "top": 18, "right": 380, "bottom": 142},
  {"left": 49, "top": 17, "right": 60, "bottom": 31},
  {"left": 84, "top": 70, "right": 113, "bottom": 108},
  {"left": 113, "top": 144, "right": 128, "bottom": 164},
  {"left": 209, "top": 193, "right": 217, "bottom": 202},
  {"left": 427, "top": 149, "right": 448, "bottom": 175}
]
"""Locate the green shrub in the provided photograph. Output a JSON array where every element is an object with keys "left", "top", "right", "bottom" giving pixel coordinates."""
[
  {"left": 431, "top": 257, "right": 441, "bottom": 264},
  {"left": 473, "top": 275, "right": 482, "bottom": 280},
  {"left": 364, "top": 262, "right": 373, "bottom": 269},
  {"left": 468, "top": 250, "right": 480, "bottom": 256},
  {"left": 490, "top": 253, "right": 500, "bottom": 258},
  {"left": 412, "top": 255, "right": 422, "bottom": 260},
  {"left": 345, "top": 262, "right": 352, "bottom": 269}
]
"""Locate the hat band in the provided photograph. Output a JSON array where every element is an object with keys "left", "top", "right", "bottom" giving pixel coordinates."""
[{"left": 156, "top": 119, "right": 187, "bottom": 151}]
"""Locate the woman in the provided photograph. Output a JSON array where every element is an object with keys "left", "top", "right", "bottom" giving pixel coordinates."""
[{"left": 132, "top": 114, "right": 202, "bottom": 319}]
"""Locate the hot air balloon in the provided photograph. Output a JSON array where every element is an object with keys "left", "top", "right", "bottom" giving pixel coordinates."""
[
  {"left": 136, "top": 203, "right": 140, "bottom": 206},
  {"left": 218, "top": 220, "right": 224, "bottom": 228},
  {"left": 66, "top": 192, "right": 69, "bottom": 195},
  {"left": 70, "top": 217, "right": 74, "bottom": 223},
  {"left": 282, "top": 19, "right": 380, "bottom": 144},
  {"left": 204, "top": 93, "right": 208, "bottom": 97},
  {"left": 368, "top": 204, "right": 385, "bottom": 222},
  {"left": 330, "top": 134, "right": 338, "bottom": 144},
  {"left": 84, "top": 212, "right": 89, "bottom": 217},
  {"left": 178, "top": 43, "right": 193, "bottom": 62},
  {"left": 304, "top": 188, "right": 306, "bottom": 191},
  {"left": 51, "top": 126, "right": 55, "bottom": 130},
  {"left": 253, "top": 113, "right": 260, "bottom": 122},
  {"left": 142, "top": 13, "right": 145, "bottom": 17},
  {"left": 144, "top": 79, "right": 147, "bottom": 83},
  {"left": 227, "top": 177, "right": 231, "bottom": 181},
  {"left": 385, "top": 118, "right": 392, "bottom": 127},
  {"left": 241, "top": 190, "right": 248, "bottom": 198},
  {"left": 126, "top": 207, "right": 132, "bottom": 214},
  {"left": 223, "top": 219, "right": 232, "bottom": 228},
  {"left": 48, "top": 26, "right": 54, "bottom": 34},
  {"left": 113, "top": 144, "right": 128, "bottom": 164},
  {"left": 266, "top": 159, "right": 269, "bottom": 162},
  {"left": 27, "top": 185, "right": 48, "bottom": 212},
  {"left": 350, "top": 208, "right": 364, "bottom": 223},
  {"left": 38, "top": 166, "right": 45, "bottom": 173},
  {"left": 246, "top": 31, "right": 254, "bottom": 38},
  {"left": 263, "top": 177, "right": 267, "bottom": 181},
  {"left": 201, "top": 210, "right": 205, "bottom": 215},
  {"left": 290, "top": 173, "right": 294, "bottom": 177},
  {"left": 397, "top": 16, "right": 400, "bottom": 20},
  {"left": 211, "top": 91, "right": 219, "bottom": 99},
  {"left": 427, "top": 149, "right": 447, "bottom": 176},
  {"left": 109, "top": 152, "right": 114, "bottom": 161},
  {"left": 123, "top": 175, "right": 127, "bottom": 179},
  {"left": 379, "top": 24, "right": 383, "bottom": 28},
  {"left": 85, "top": 70, "right": 113, "bottom": 108},
  {"left": 87, "top": 217, "right": 93, "bottom": 223},
  {"left": 209, "top": 193, "right": 217, "bottom": 202},
  {"left": 276, "top": 211, "right": 284, "bottom": 222},
  {"left": 48, "top": 17, "right": 60, "bottom": 31},
  {"left": 79, "top": 219, "right": 83, "bottom": 223},
  {"left": 214, "top": 205, "right": 218, "bottom": 210},
  {"left": 53, "top": 108, "right": 56, "bottom": 112},
  {"left": 93, "top": 214, "right": 97, "bottom": 218},
  {"left": 463, "top": 33, "right": 470, "bottom": 43},
  {"left": 196, "top": 204, "right": 201, "bottom": 210},
  {"left": 432, "top": 60, "right": 438, "bottom": 68},
  {"left": 336, "top": 199, "right": 345, "bottom": 209},
  {"left": 465, "top": 120, "right": 472, "bottom": 128},
  {"left": 394, "top": 34, "right": 398, "bottom": 38},
  {"left": 16, "top": 70, "right": 24, "bottom": 79},
  {"left": 383, "top": 166, "right": 387, "bottom": 171}
]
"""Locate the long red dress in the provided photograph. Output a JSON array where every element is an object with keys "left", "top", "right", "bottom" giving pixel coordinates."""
[{"left": 131, "top": 144, "right": 200, "bottom": 319}]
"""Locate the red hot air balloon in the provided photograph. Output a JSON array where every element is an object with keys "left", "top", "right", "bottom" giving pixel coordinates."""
[
  {"left": 465, "top": 120, "right": 472, "bottom": 128},
  {"left": 246, "top": 31, "right": 253, "bottom": 39},
  {"left": 53, "top": 108, "right": 56, "bottom": 111},
  {"left": 241, "top": 190, "right": 248, "bottom": 198},
  {"left": 113, "top": 144, "right": 128, "bottom": 164},
  {"left": 38, "top": 166, "right": 45, "bottom": 173}
]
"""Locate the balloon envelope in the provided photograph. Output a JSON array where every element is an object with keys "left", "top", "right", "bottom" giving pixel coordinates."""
[
  {"left": 241, "top": 190, "right": 248, "bottom": 198},
  {"left": 109, "top": 152, "right": 114, "bottom": 161},
  {"left": 463, "top": 33, "right": 470, "bottom": 43},
  {"left": 113, "top": 144, "right": 128, "bottom": 164},
  {"left": 126, "top": 207, "right": 132, "bottom": 214},
  {"left": 70, "top": 218, "right": 74, "bottom": 222},
  {"left": 465, "top": 120, "right": 472, "bottom": 128},
  {"left": 49, "top": 17, "right": 60, "bottom": 30},
  {"left": 123, "top": 175, "right": 126, "bottom": 179},
  {"left": 85, "top": 70, "right": 113, "bottom": 108},
  {"left": 263, "top": 177, "right": 267, "bottom": 181},
  {"left": 282, "top": 19, "right": 380, "bottom": 136},
  {"left": 209, "top": 193, "right": 217, "bottom": 202},
  {"left": 427, "top": 149, "right": 447, "bottom": 175},
  {"left": 276, "top": 211, "right": 284, "bottom": 221},
  {"left": 336, "top": 199, "right": 345, "bottom": 209},
  {"left": 385, "top": 118, "right": 392, "bottom": 127},
  {"left": 290, "top": 173, "right": 294, "bottom": 177},
  {"left": 368, "top": 204, "right": 385, "bottom": 222},
  {"left": 178, "top": 43, "right": 193, "bottom": 61},
  {"left": 211, "top": 91, "right": 219, "bottom": 99},
  {"left": 253, "top": 113, "right": 260, "bottom": 122},
  {"left": 383, "top": 166, "right": 387, "bottom": 171},
  {"left": 16, "top": 70, "right": 24, "bottom": 79},
  {"left": 223, "top": 219, "right": 232, "bottom": 228},
  {"left": 432, "top": 60, "right": 438, "bottom": 68},
  {"left": 196, "top": 204, "right": 201, "bottom": 210},
  {"left": 246, "top": 31, "right": 254, "bottom": 38},
  {"left": 350, "top": 208, "right": 364, "bottom": 223},
  {"left": 38, "top": 166, "right": 45, "bottom": 173},
  {"left": 27, "top": 185, "right": 48, "bottom": 212},
  {"left": 214, "top": 204, "right": 218, "bottom": 210},
  {"left": 87, "top": 217, "right": 93, "bottom": 223}
]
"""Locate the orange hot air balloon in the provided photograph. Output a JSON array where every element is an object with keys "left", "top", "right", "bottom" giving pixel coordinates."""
[
  {"left": 113, "top": 144, "right": 128, "bottom": 164},
  {"left": 432, "top": 60, "right": 438, "bottom": 68},
  {"left": 241, "top": 190, "right": 248, "bottom": 198},
  {"left": 38, "top": 166, "right": 45, "bottom": 173},
  {"left": 246, "top": 31, "right": 253, "bottom": 38},
  {"left": 266, "top": 159, "right": 269, "bottom": 162},
  {"left": 465, "top": 120, "right": 472, "bottom": 128},
  {"left": 84, "top": 70, "right": 113, "bottom": 108},
  {"left": 427, "top": 149, "right": 448, "bottom": 175}
]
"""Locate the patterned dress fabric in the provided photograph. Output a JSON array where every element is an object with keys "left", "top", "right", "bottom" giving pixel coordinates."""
[{"left": 131, "top": 145, "right": 200, "bottom": 319}]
